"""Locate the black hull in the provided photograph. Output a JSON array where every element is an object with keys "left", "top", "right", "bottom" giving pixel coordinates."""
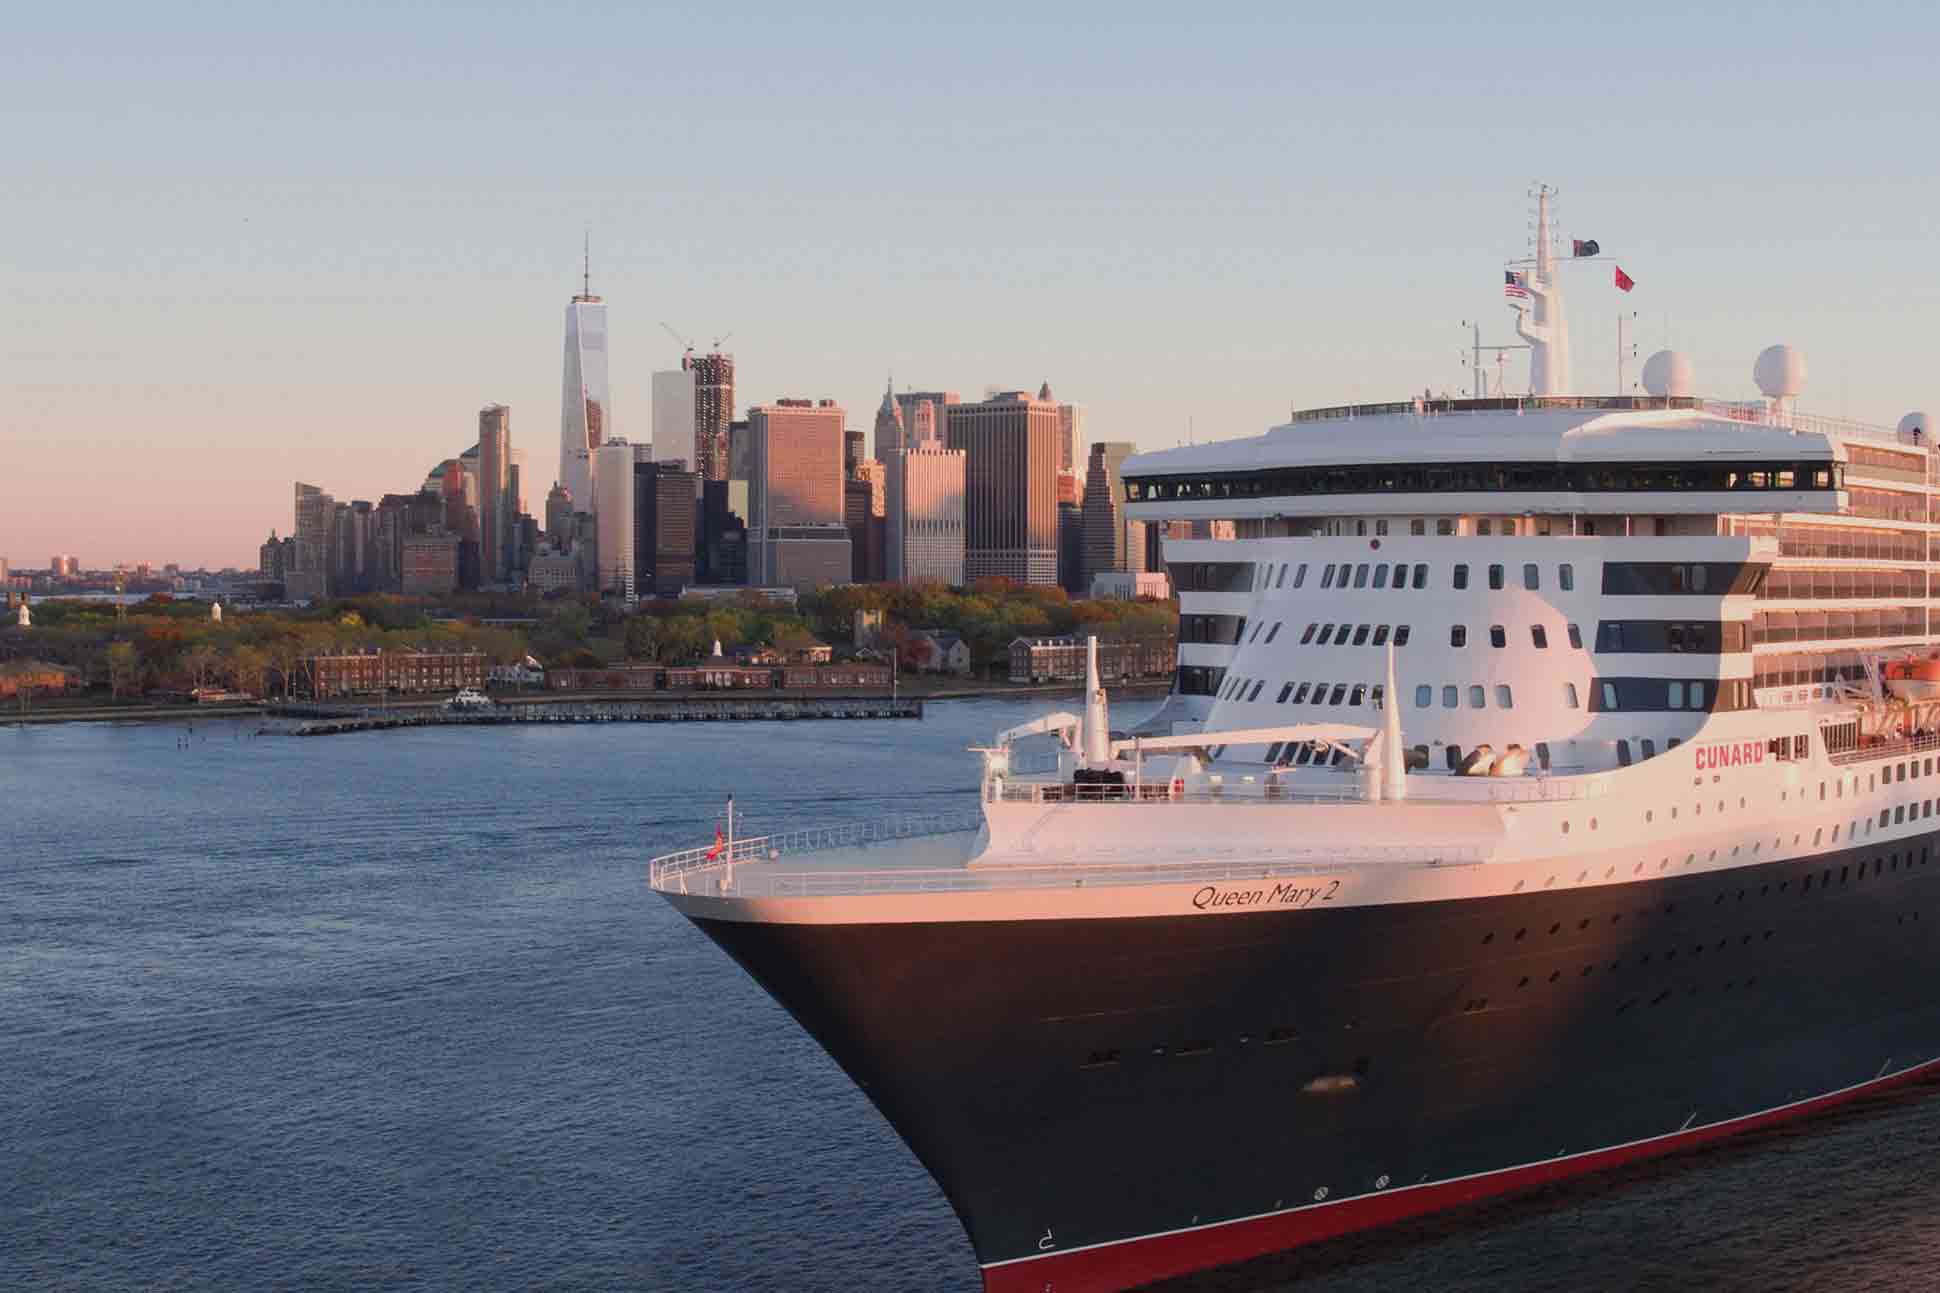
[{"left": 685, "top": 833, "right": 1940, "bottom": 1284}]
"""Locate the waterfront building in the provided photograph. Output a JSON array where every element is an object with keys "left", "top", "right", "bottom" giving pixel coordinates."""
[
  {"left": 690, "top": 350, "right": 735, "bottom": 482},
  {"left": 1088, "top": 570, "right": 1171, "bottom": 600},
  {"left": 653, "top": 366, "right": 695, "bottom": 466},
  {"left": 883, "top": 447, "right": 965, "bottom": 585},
  {"left": 634, "top": 459, "right": 700, "bottom": 597},
  {"left": 299, "top": 648, "right": 487, "bottom": 698},
  {"left": 401, "top": 532, "right": 460, "bottom": 595},
  {"left": 747, "top": 399, "right": 849, "bottom": 590},
  {"left": 1080, "top": 440, "right": 1141, "bottom": 587},
  {"left": 478, "top": 403, "right": 512, "bottom": 583},
  {"left": 945, "top": 390, "right": 1060, "bottom": 585},
  {"left": 1006, "top": 632, "right": 1175, "bottom": 683},
  {"left": 593, "top": 440, "right": 637, "bottom": 602},
  {"left": 559, "top": 265, "right": 609, "bottom": 512}
]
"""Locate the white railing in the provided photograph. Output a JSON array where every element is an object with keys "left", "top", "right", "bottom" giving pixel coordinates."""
[
  {"left": 648, "top": 808, "right": 985, "bottom": 888},
  {"left": 990, "top": 775, "right": 1608, "bottom": 806},
  {"left": 680, "top": 843, "right": 1488, "bottom": 900}
]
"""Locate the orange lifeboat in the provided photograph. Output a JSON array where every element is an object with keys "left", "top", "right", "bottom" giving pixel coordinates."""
[{"left": 1884, "top": 657, "right": 1940, "bottom": 701}]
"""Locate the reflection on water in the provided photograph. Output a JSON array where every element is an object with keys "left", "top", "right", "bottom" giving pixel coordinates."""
[{"left": 6, "top": 704, "right": 1940, "bottom": 1292}]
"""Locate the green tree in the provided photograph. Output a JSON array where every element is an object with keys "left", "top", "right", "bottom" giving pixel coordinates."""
[
  {"left": 105, "top": 642, "right": 140, "bottom": 698},
  {"left": 623, "top": 616, "right": 662, "bottom": 662},
  {"left": 230, "top": 645, "right": 270, "bottom": 697}
]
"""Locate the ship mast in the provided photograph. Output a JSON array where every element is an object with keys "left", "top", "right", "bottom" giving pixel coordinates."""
[{"left": 1513, "top": 185, "right": 1570, "bottom": 395}]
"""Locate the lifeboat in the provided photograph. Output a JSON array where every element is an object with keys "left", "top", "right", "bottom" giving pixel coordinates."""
[
  {"left": 1490, "top": 744, "right": 1530, "bottom": 776},
  {"left": 1884, "top": 657, "right": 1940, "bottom": 702},
  {"left": 1458, "top": 743, "right": 1496, "bottom": 776}
]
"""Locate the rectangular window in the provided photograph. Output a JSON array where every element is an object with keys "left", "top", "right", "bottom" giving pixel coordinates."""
[
  {"left": 1293, "top": 683, "right": 1311, "bottom": 703},
  {"left": 1451, "top": 625, "right": 1467, "bottom": 647},
  {"left": 1373, "top": 625, "right": 1391, "bottom": 646},
  {"left": 1317, "top": 625, "right": 1335, "bottom": 646},
  {"left": 1411, "top": 519, "right": 1426, "bottom": 536},
  {"left": 1413, "top": 562, "right": 1429, "bottom": 589},
  {"left": 1277, "top": 683, "right": 1294, "bottom": 703},
  {"left": 1443, "top": 685, "right": 1459, "bottom": 708},
  {"left": 1690, "top": 681, "right": 1707, "bottom": 708},
  {"left": 1321, "top": 564, "right": 1336, "bottom": 590},
  {"left": 1489, "top": 625, "right": 1506, "bottom": 648},
  {"left": 1497, "top": 684, "right": 1514, "bottom": 708},
  {"left": 1352, "top": 625, "right": 1371, "bottom": 646},
  {"left": 1896, "top": 806, "right": 1907, "bottom": 824},
  {"left": 1395, "top": 626, "right": 1412, "bottom": 646},
  {"left": 1416, "top": 684, "right": 1433, "bottom": 707},
  {"left": 1349, "top": 684, "right": 1367, "bottom": 706},
  {"left": 1523, "top": 563, "right": 1539, "bottom": 591},
  {"left": 1328, "top": 684, "right": 1348, "bottom": 705},
  {"left": 1453, "top": 564, "right": 1470, "bottom": 590},
  {"left": 1531, "top": 625, "right": 1549, "bottom": 648},
  {"left": 1564, "top": 682, "right": 1580, "bottom": 708},
  {"left": 1568, "top": 623, "right": 1583, "bottom": 649},
  {"left": 1437, "top": 519, "right": 1455, "bottom": 535},
  {"left": 1489, "top": 564, "right": 1505, "bottom": 590},
  {"left": 1373, "top": 564, "right": 1389, "bottom": 589},
  {"left": 1668, "top": 680, "right": 1685, "bottom": 709},
  {"left": 1641, "top": 739, "right": 1656, "bottom": 759},
  {"left": 1354, "top": 564, "right": 1370, "bottom": 588},
  {"left": 1468, "top": 684, "right": 1486, "bottom": 709},
  {"left": 1559, "top": 563, "right": 1575, "bottom": 591},
  {"left": 1602, "top": 681, "right": 1620, "bottom": 709},
  {"left": 1617, "top": 740, "right": 1633, "bottom": 767}
]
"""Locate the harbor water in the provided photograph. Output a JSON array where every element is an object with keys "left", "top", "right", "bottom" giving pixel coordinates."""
[{"left": 7, "top": 702, "right": 1940, "bottom": 1291}]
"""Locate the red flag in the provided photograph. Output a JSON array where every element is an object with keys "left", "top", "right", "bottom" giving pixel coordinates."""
[
  {"left": 1614, "top": 265, "right": 1635, "bottom": 292},
  {"left": 706, "top": 825, "right": 725, "bottom": 860}
]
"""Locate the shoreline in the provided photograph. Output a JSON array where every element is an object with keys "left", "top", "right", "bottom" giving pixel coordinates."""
[{"left": 4, "top": 679, "right": 1172, "bottom": 727}]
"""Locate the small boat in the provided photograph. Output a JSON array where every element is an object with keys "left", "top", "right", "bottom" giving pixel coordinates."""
[
  {"left": 1883, "top": 657, "right": 1940, "bottom": 701},
  {"left": 1457, "top": 743, "right": 1496, "bottom": 776},
  {"left": 445, "top": 687, "right": 494, "bottom": 710},
  {"left": 1490, "top": 743, "right": 1530, "bottom": 776}
]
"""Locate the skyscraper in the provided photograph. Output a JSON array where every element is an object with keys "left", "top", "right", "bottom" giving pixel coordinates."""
[
  {"left": 477, "top": 403, "right": 511, "bottom": 584},
  {"left": 634, "top": 459, "right": 699, "bottom": 597},
  {"left": 873, "top": 379, "right": 904, "bottom": 461},
  {"left": 747, "top": 399, "right": 849, "bottom": 590},
  {"left": 559, "top": 253, "right": 609, "bottom": 513},
  {"left": 544, "top": 483, "right": 574, "bottom": 549},
  {"left": 289, "top": 482, "right": 333, "bottom": 601},
  {"left": 593, "top": 440, "right": 636, "bottom": 602},
  {"left": 944, "top": 391, "right": 1059, "bottom": 586},
  {"left": 884, "top": 448, "right": 965, "bottom": 585},
  {"left": 652, "top": 366, "right": 694, "bottom": 467},
  {"left": 1080, "top": 440, "right": 1138, "bottom": 588},
  {"left": 689, "top": 351, "right": 735, "bottom": 482},
  {"left": 896, "top": 390, "right": 957, "bottom": 451}
]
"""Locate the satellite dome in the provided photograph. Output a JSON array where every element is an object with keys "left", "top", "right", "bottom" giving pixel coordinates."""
[
  {"left": 1754, "top": 345, "right": 1806, "bottom": 399},
  {"left": 1899, "top": 411, "right": 1933, "bottom": 444},
  {"left": 1640, "top": 350, "right": 1695, "bottom": 398}
]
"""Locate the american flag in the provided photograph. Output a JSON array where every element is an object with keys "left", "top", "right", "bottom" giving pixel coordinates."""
[{"left": 1503, "top": 270, "right": 1531, "bottom": 300}]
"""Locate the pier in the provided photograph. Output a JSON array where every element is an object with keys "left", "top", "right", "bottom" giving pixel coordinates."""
[{"left": 274, "top": 696, "right": 924, "bottom": 735}]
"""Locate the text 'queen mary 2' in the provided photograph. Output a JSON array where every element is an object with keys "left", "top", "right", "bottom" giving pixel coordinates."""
[{"left": 650, "top": 195, "right": 1940, "bottom": 1292}]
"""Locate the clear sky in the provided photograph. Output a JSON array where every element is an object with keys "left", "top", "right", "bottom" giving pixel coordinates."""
[{"left": 5, "top": 1, "right": 1937, "bottom": 571}]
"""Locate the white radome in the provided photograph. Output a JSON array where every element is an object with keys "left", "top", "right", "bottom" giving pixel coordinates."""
[
  {"left": 1754, "top": 344, "right": 1807, "bottom": 399},
  {"left": 1641, "top": 350, "right": 1695, "bottom": 398},
  {"left": 1899, "top": 411, "right": 1932, "bottom": 443}
]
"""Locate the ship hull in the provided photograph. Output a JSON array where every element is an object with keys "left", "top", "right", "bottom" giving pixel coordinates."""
[{"left": 676, "top": 832, "right": 1940, "bottom": 1291}]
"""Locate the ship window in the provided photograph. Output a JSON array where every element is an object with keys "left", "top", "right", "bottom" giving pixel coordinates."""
[
  {"left": 1413, "top": 563, "right": 1429, "bottom": 589},
  {"left": 1301, "top": 623, "right": 1318, "bottom": 644},
  {"left": 1602, "top": 681, "right": 1620, "bottom": 709},
  {"left": 1497, "top": 684, "right": 1514, "bottom": 709},
  {"left": 1531, "top": 625, "right": 1549, "bottom": 648},
  {"left": 1559, "top": 563, "right": 1575, "bottom": 591},
  {"left": 1247, "top": 680, "right": 1265, "bottom": 702},
  {"left": 1373, "top": 625, "right": 1391, "bottom": 646},
  {"left": 1277, "top": 683, "right": 1294, "bottom": 703},
  {"left": 1293, "top": 563, "right": 1308, "bottom": 588},
  {"left": 1469, "top": 685, "right": 1486, "bottom": 709},
  {"left": 1536, "top": 742, "right": 1552, "bottom": 770},
  {"left": 1691, "top": 682, "right": 1707, "bottom": 708},
  {"left": 1447, "top": 744, "right": 1463, "bottom": 770},
  {"left": 1443, "top": 685, "right": 1459, "bottom": 708},
  {"left": 1353, "top": 625, "right": 1371, "bottom": 646},
  {"left": 1641, "top": 739, "right": 1656, "bottom": 759},
  {"left": 1349, "top": 684, "right": 1367, "bottom": 706},
  {"left": 1489, "top": 564, "right": 1505, "bottom": 590},
  {"left": 1248, "top": 622, "right": 1264, "bottom": 643},
  {"left": 1329, "top": 684, "right": 1348, "bottom": 705},
  {"left": 1451, "top": 625, "right": 1467, "bottom": 647},
  {"left": 1479, "top": 520, "right": 1492, "bottom": 536},
  {"left": 1321, "top": 564, "right": 1337, "bottom": 589},
  {"left": 1395, "top": 626, "right": 1412, "bottom": 646},
  {"left": 1354, "top": 563, "right": 1371, "bottom": 588},
  {"left": 1692, "top": 565, "right": 1710, "bottom": 592},
  {"left": 1416, "top": 684, "right": 1433, "bottom": 708},
  {"left": 1668, "top": 681, "right": 1686, "bottom": 709},
  {"left": 1897, "top": 806, "right": 1907, "bottom": 824},
  {"left": 1564, "top": 682, "right": 1580, "bottom": 708},
  {"left": 1293, "top": 683, "right": 1311, "bottom": 703},
  {"left": 1490, "top": 625, "right": 1507, "bottom": 648},
  {"left": 1568, "top": 623, "right": 1584, "bottom": 649},
  {"left": 1265, "top": 622, "right": 1282, "bottom": 644},
  {"left": 1317, "top": 625, "right": 1335, "bottom": 646},
  {"left": 1338, "top": 622, "right": 1353, "bottom": 642},
  {"left": 1453, "top": 564, "right": 1470, "bottom": 590},
  {"left": 1275, "top": 564, "right": 1290, "bottom": 589},
  {"left": 1265, "top": 742, "right": 1284, "bottom": 763},
  {"left": 1373, "top": 564, "right": 1390, "bottom": 589},
  {"left": 1617, "top": 740, "right": 1633, "bottom": 767},
  {"left": 1438, "top": 519, "right": 1455, "bottom": 535},
  {"left": 1524, "top": 563, "right": 1540, "bottom": 591},
  {"left": 1412, "top": 519, "right": 1426, "bottom": 535}
]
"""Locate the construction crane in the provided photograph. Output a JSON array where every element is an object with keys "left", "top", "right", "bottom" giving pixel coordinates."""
[{"left": 659, "top": 322, "right": 695, "bottom": 363}]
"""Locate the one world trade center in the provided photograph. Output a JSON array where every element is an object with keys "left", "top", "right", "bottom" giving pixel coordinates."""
[{"left": 558, "top": 249, "right": 609, "bottom": 512}]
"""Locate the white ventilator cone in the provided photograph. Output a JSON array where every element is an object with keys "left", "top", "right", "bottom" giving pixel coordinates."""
[
  {"left": 1383, "top": 641, "right": 1407, "bottom": 800},
  {"left": 1082, "top": 635, "right": 1111, "bottom": 767}
]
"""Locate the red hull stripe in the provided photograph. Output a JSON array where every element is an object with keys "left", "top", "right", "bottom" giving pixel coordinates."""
[{"left": 982, "top": 1057, "right": 1940, "bottom": 1293}]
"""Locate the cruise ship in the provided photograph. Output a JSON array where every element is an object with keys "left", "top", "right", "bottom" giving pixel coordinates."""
[{"left": 649, "top": 194, "right": 1940, "bottom": 1292}]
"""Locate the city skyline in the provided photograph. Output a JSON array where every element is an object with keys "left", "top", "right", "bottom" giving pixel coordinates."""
[{"left": 7, "top": 3, "right": 1939, "bottom": 569}]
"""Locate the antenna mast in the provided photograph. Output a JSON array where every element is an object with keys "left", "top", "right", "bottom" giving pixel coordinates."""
[{"left": 582, "top": 230, "right": 591, "bottom": 299}]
